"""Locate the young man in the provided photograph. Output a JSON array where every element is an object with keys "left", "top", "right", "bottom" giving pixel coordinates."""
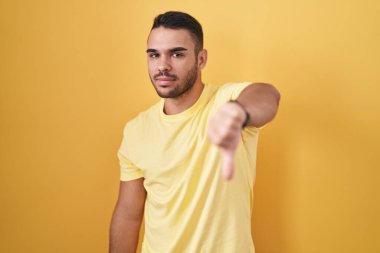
[{"left": 110, "top": 11, "right": 280, "bottom": 253}]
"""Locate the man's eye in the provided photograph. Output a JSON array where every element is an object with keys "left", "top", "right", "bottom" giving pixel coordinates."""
[
  {"left": 172, "top": 53, "right": 183, "bottom": 58},
  {"left": 149, "top": 53, "right": 159, "bottom": 58}
]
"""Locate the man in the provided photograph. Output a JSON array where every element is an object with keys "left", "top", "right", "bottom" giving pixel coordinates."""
[{"left": 110, "top": 11, "right": 280, "bottom": 253}]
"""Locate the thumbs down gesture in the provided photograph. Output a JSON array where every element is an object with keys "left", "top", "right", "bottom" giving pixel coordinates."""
[{"left": 206, "top": 101, "right": 249, "bottom": 180}]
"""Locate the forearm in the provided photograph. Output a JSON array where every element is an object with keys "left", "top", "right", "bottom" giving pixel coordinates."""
[
  {"left": 236, "top": 83, "right": 280, "bottom": 128},
  {"left": 109, "top": 206, "right": 143, "bottom": 253}
]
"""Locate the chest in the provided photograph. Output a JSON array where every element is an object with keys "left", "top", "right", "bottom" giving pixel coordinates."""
[{"left": 129, "top": 110, "right": 212, "bottom": 176}]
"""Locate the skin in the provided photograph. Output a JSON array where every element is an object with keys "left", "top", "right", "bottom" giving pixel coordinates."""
[
  {"left": 146, "top": 27, "right": 207, "bottom": 115},
  {"left": 109, "top": 26, "right": 280, "bottom": 252},
  {"left": 207, "top": 83, "right": 280, "bottom": 179},
  {"left": 109, "top": 179, "right": 146, "bottom": 253}
]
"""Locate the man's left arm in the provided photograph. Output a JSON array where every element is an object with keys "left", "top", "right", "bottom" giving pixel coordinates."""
[
  {"left": 206, "top": 82, "right": 280, "bottom": 180},
  {"left": 235, "top": 82, "right": 280, "bottom": 127}
]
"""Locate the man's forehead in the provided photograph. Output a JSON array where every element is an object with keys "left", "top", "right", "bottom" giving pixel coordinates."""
[{"left": 147, "top": 27, "right": 195, "bottom": 50}]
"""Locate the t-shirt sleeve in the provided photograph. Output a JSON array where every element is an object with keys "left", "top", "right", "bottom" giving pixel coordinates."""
[
  {"left": 217, "top": 82, "right": 253, "bottom": 101},
  {"left": 117, "top": 126, "right": 144, "bottom": 181}
]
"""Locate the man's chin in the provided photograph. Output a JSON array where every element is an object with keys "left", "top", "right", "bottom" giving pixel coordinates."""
[
  {"left": 155, "top": 86, "right": 179, "bottom": 99},
  {"left": 156, "top": 91, "right": 178, "bottom": 99}
]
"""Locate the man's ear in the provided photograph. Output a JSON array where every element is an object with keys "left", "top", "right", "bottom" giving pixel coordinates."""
[{"left": 198, "top": 49, "right": 208, "bottom": 69}]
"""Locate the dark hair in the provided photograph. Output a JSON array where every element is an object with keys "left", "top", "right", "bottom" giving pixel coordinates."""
[{"left": 151, "top": 11, "right": 203, "bottom": 54}]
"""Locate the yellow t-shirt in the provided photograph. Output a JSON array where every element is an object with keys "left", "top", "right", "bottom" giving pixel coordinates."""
[{"left": 118, "top": 82, "right": 259, "bottom": 253}]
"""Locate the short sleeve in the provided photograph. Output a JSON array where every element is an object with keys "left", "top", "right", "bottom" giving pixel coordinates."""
[
  {"left": 217, "top": 82, "right": 253, "bottom": 101},
  {"left": 117, "top": 129, "right": 144, "bottom": 181}
]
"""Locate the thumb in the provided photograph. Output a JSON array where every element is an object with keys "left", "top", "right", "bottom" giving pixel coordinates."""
[{"left": 220, "top": 148, "right": 235, "bottom": 180}]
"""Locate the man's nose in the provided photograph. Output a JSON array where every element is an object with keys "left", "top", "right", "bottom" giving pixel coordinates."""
[{"left": 158, "top": 56, "right": 172, "bottom": 72}]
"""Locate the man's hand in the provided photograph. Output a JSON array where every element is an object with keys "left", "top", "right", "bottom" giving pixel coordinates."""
[
  {"left": 207, "top": 83, "right": 280, "bottom": 180},
  {"left": 206, "top": 102, "right": 247, "bottom": 180}
]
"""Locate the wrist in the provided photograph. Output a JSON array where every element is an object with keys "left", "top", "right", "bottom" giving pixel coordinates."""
[{"left": 228, "top": 100, "right": 251, "bottom": 128}]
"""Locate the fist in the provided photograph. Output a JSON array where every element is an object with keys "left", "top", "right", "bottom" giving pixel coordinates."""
[{"left": 206, "top": 101, "right": 247, "bottom": 180}]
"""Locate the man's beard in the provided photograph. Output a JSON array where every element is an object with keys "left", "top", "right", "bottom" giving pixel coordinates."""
[{"left": 150, "top": 63, "right": 198, "bottom": 99}]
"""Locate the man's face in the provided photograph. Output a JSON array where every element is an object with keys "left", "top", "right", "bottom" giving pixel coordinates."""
[{"left": 147, "top": 27, "right": 199, "bottom": 99}]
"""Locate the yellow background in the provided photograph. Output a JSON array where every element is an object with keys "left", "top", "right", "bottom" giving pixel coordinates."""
[{"left": 1, "top": 0, "right": 379, "bottom": 252}]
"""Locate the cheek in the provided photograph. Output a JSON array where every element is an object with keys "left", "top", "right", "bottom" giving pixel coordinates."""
[
  {"left": 147, "top": 62, "right": 155, "bottom": 75},
  {"left": 177, "top": 60, "right": 196, "bottom": 75}
]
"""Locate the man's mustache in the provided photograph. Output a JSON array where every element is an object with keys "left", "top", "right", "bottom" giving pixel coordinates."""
[{"left": 154, "top": 72, "right": 177, "bottom": 80}]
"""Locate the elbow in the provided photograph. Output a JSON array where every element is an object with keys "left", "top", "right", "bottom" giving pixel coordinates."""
[
  {"left": 252, "top": 83, "right": 281, "bottom": 126},
  {"left": 252, "top": 82, "right": 281, "bottom": 106},
  {"left": 273, "top": 86, "right": 281, "bottom": 106},
  {"left": 261, "top": 82, "right": 280, "bottom": 102}
]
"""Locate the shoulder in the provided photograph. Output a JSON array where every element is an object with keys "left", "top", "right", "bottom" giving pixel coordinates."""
[{"left": 123, "top": 101, "right": 161, "bottom": 135}]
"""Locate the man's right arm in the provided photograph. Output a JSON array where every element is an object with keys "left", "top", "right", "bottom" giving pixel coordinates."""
[{"left": 109, "top": 178, "right": 146, "bottom": 253}]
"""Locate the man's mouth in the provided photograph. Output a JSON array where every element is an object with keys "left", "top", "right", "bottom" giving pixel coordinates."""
[
  {"left": 156, "top": 78, "right": 176, "bottom": 87},
  {"left": 154, "top": 73, "right": 177, "bottom": 86},
  {"left": 156, "top": 77, "right": 175, "bottom": 81}
]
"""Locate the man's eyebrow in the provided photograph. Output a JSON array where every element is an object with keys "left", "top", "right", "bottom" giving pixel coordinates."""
[
  {"left": 169, "top": 47, "right": 188, "bottom": 52},
  {"left": 145, "top": 47, "right": 188, "bottom": 53}
]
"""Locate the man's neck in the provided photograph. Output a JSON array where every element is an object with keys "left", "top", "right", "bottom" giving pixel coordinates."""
[{"left": 163, "top": 81, "right": 205, "bottom": 115}]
